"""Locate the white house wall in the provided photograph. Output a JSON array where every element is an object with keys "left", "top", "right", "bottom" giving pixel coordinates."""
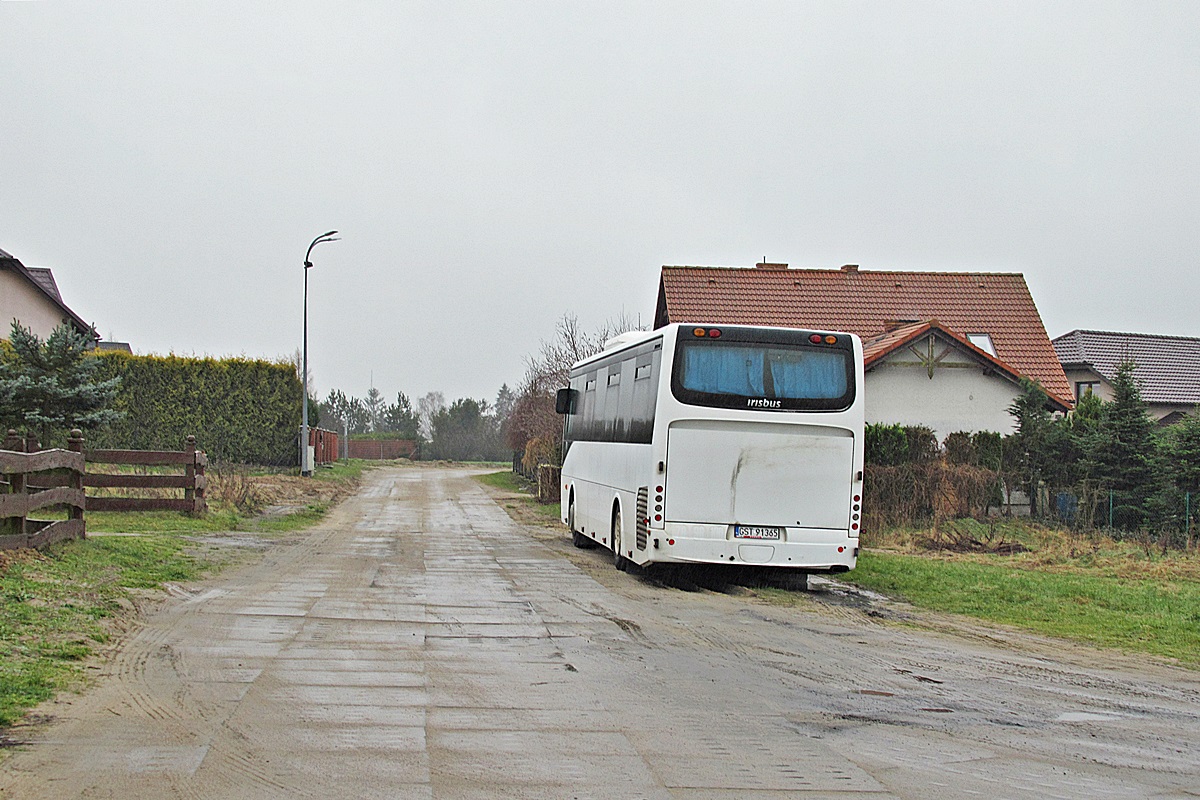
[
  {"left": 0, "top": 270, "right": 67, "bottom": 340},
  {"left": 864, "top": 348, "right": 1020, "bottom": 440}
]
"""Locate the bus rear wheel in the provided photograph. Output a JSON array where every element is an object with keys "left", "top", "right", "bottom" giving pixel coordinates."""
[{"left": 612, "top": 506, "right": 628, "bottom": 572}]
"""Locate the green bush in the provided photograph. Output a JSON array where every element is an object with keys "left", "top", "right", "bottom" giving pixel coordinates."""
[
  {"left": 865, "top": 423, "right": 909, "bottom": 466},
  {"left": 87, "top": 353, "right": 302, "bottom": 465}
]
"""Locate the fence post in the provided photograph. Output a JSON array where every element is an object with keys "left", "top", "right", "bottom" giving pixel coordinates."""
[
  {"left": 185, "top": 436, "right": 197, "bottom": 511},
  {"left": 24, "top": 432, "right": 39, "bottom": 453},
  {"left": 67, "top": 429, "right": 85, "bottom": 524},
  {"left": 195, "top": 447, "right": 206, "bottom": 514},
  {"left": 3, "top": 429, "right": 20, "bottom": 451}
]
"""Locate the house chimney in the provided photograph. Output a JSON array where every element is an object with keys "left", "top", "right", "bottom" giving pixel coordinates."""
[
  {"left": 755, "top": 261, "right": 788, "bottom": 270},
  {"left": 841, "top": 264, "right": 859, "bottom": 272}
]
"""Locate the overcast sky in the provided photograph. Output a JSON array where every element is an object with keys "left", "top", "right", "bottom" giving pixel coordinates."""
[{"left": 3, "top": 2, "right": 1198, "bottom": 404}]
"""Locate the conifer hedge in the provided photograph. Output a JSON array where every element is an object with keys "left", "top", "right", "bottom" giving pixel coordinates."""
[{"left": 88, "top": 352, "right": 303, "bottom": 465}]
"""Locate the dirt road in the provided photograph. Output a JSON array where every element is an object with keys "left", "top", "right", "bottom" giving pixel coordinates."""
[{"left": 2, "top": 465, "right": 1199, "bottom": 799}]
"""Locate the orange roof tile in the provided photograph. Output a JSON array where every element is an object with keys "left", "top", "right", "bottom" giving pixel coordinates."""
[{"left": 656, "top": 265, "right": 1072, "bottom": 407}]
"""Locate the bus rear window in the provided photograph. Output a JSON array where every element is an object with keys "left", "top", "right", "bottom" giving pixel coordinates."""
[{"left": 673, "top": 340, "right": 854, "bottom": 411}]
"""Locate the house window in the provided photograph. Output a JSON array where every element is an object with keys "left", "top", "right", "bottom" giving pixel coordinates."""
[
  {"left": 1075, "top": 381, "right": 1099, "bottom": 399},
  {"left": 966, "top": 333, "right": 996, "bottom": 356}
]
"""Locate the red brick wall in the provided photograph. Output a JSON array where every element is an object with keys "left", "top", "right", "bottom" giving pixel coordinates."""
[{"left": 347, "top": 439, "right": 418, "bottom": 460}]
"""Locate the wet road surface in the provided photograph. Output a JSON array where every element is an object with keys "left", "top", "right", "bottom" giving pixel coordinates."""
[{"left": 2, "top": 466, "right": 1199, "bottom": 798}]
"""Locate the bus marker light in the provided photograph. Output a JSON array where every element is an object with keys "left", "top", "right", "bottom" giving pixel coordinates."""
[
  {"left": 851, "top": 523, "right": 859, "bottom": 531},
  {"left": 693, "top": 328, "right": 707, "bottom": 337},
  {"left": 838, "top": 546, "right": 845, "bottom": 553},
  {"left": 667, "top": 539, "right": 675, "bottom": 545},
  {"left": 825, "top": 335, "right": 838, "bottom": 344},
  {"left": 708, "top": 328, "right": 722, "bottom": 338},
  {"left": 656, "top": 486, "right": 663, "bottom": 493},
  {"left": 854, "top": 495, "right": 860, "bottom": 502},
  {"left": 654, "top": 514, "right": 662, "bottom": 521},
  {"left": 809, "top": 334, "right": 822, "bottom": 343}
]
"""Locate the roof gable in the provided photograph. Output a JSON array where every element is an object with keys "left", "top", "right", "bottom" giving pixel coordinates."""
[
  {"left": 1053, "top": 329, "right": 1200, "bottom": 406},
  {"left": 0, "top": 249, "right": 94, "bottom": 338},
  {"left": 656, "top": 264, "right": 1072, "bottom": 406},
  {"left": 862, "top": 319, "right": 1068, "bottom": 411},
  {"left": 24, "top": 267, "right": 62, "bottom": 302}
]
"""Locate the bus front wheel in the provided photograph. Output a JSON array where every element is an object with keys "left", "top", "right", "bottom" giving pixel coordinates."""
[
  {"left": 612, "top": 505, "right": 628, "bottom": 571},
  {"left": 569, "top": 496, "right": 594, "bottom": 549}
]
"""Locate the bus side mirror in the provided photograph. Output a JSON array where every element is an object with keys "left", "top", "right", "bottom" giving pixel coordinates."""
[{"left": 555, "top": 388, "right": 578, "bottom": 415}]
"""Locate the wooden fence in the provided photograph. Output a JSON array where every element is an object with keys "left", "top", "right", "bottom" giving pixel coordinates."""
[
  {"left": 0, "top": 430, "right": 87, "bottom": 550},
  {"left": 85, "top": 435, "right": 208, "bottom": 513}
]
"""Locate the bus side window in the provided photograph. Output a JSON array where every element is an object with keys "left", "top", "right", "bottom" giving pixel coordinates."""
[
  {"left": 614, "top": 357, "right": 635, "bottom": 442},
  {"left": 604, "top": 365, "right": 622, "bottom": 441},
  {"left": 630, "top": 350, "right": 659, "bottom": 443},
  {"left": 583, "top": 373, "right": 600, "bottom": 441}
]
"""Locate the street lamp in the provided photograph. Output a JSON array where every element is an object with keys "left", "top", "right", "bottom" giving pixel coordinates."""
[{"left": 301, "top": 229, "right": 339, "bottom": 476}]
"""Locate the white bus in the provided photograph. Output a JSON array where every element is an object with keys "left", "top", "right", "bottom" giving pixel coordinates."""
[{"left": 556, "top": 323, "right": 864, "bottom": 575}]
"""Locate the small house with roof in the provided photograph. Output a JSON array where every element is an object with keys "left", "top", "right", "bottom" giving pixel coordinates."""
[
  {"left": 1053, "top": 330, "right": 1200, "bottom": 424},
  {"left": 0, "top": 247, "right": 95, "bottom": 342},
  {"left": 655, "top": 262, "right": 1072, "bottom": 440}
]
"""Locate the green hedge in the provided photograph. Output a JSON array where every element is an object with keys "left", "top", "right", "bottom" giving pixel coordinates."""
[{"left": 88, "top": 353, "right": 302, "bottom": 465}]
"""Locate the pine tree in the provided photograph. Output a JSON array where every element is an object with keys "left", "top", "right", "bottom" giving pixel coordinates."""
[
  {"left": 364, "top": 387, "right": 384, "bottom": 432},
  {"left": 0, "top": 321, "right": 122, "bottom": 445},
  {"left": 381, "top": 392, "right": 419, "bottom": 438}
]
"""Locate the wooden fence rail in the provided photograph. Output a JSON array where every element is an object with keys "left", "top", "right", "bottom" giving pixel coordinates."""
[
  {"left": 0, "top": 430, "right": 87, "bottom": 550},
  {"left": 85, "top": 435, "right": 208, "bottom": 513}
]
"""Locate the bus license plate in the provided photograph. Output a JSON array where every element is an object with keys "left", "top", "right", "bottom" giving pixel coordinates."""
[{"left": 734, "top": 525, "right": 783, "bottom": 540}]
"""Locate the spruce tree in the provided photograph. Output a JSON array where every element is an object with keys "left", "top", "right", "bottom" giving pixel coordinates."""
[
  {"left": 1089, "top": 361, "right": 1159, "bottom": 529},
  {"left": 1007, "top": 378, "right": 1052, "bottom": 516},
  {"left": 0, "top": 321, "right": 122, "bottom": 445}
]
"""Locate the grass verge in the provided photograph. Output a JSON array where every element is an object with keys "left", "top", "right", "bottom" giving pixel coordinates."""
[
  {"left": 0, "top": 536, "right": 222, "bottom": 727},
  {"left": 842, "top": 549, "right": 1200, "bottom": 666},
  {"left": 473, "top": 471, "right": 561, "bottom": 525},
  {"left": 1, "top": 458, "right": 376, "bottom": 730}
]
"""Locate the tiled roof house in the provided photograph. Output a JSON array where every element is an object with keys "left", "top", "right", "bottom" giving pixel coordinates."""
[
  {"left": 1053, "top": 329, "right": 1200, "bottom": 424},
  {"left": 655, "top": 262, "right": 1072, "bottom": 437},
  {"left": 0, "top": 247, "right": 94, "bottom": 341}
]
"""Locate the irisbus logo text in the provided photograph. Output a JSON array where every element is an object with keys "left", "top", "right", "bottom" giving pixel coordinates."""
[{"left": 747, "top": 398, "right": 782, "bottom": 409}]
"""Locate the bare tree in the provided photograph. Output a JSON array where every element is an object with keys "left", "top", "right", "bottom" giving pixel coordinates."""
[
  {"left": 417, "top": 391, "right": 446, "bottom": 441},
  {"left": 521, "top": 312, "right": 642, "bottom": 392},
  {"left": 508, "top": 312, "right": 644, "bottom": 468}
]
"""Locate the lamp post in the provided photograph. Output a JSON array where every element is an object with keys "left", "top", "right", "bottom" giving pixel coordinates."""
[{"left": 301, "top": 230, "right": 339, "bottom": 476}]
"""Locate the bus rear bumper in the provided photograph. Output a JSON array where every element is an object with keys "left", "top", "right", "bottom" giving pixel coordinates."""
[{"left": 649, "top": 523, "right": 858, "bottom": 570}]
